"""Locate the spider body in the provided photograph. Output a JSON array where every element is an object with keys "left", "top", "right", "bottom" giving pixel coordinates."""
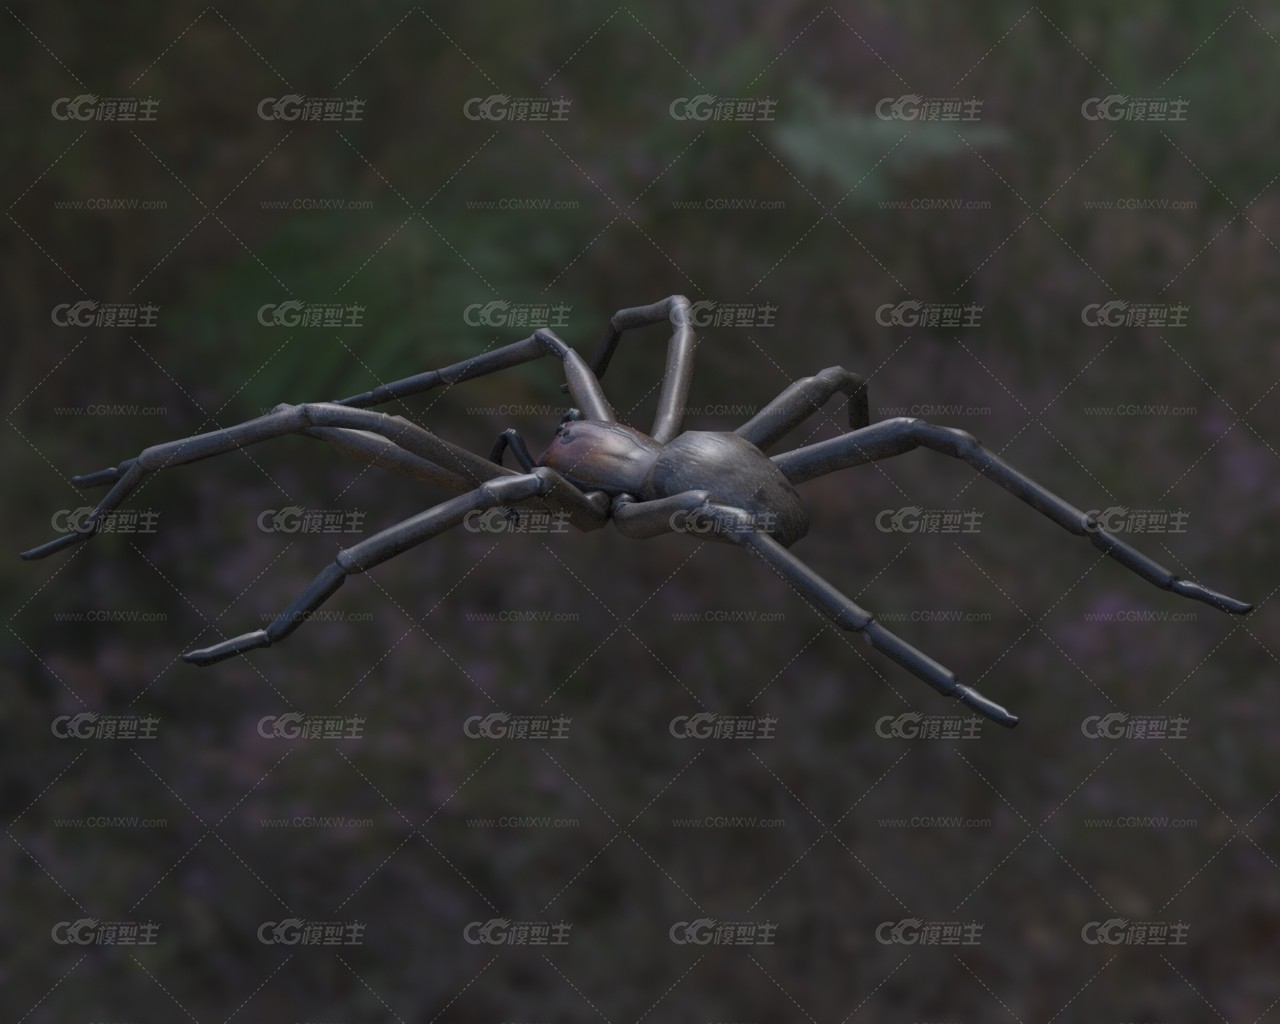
[
  {"left": 22, "top": 294, "right": 1251, "bottom": 729},
  {"left": 538, "top": 421, "right": 808, "bottom": 547},
  {"left": 536, "top": 418, "right": 659, "bottom": 493},
  {"left": 641, "top": 430, "right": 809, "bottom": 547}
]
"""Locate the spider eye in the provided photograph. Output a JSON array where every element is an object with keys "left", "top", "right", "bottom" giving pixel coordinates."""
[{"left": 559, "top": 408, "right": 582, "bottom": 426}]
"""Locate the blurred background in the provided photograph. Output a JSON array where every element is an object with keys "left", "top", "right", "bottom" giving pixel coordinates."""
[{"left": 3, "top": 1, "right": 1278, "bottom": 1020}]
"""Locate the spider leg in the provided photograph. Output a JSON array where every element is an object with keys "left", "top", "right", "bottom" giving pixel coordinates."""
[
  {"left": 67, "top": 422, "right": 480, "bottom": 491},
  {"left": 183, "top": 470, "right": 564, "bottom": 665},
  {"left": 739, "top": 518, "right": 1017, "bottom": 726},
  {"left": 333, "top": 328, "right": 614, "bottom": 423},
  {"left": 19, "top": 403, "right": 519, "bottom": 560},
  {"left": 626, "top": 493, "right": 1018, "bottom": 726},
  {"left": 564, "top": 295, "right": 695, "bottom": 443},
  {"left": 489, "top": 429, "right": 537, "bottom": 471},
  {"left": 298, "top": 426, "right": 471, "bottom": 490},
  {"left": 611, "top": 490, "right": 712, "bottom": 539},
  {"left": 735, "top": 365, "right": 870, "bottom": 451},
  {"left": 773, "top": 417, "right": 1252, "bottom": 616},
  {"left": 489, "top": 429, "right": 616, "bottom": 528}
]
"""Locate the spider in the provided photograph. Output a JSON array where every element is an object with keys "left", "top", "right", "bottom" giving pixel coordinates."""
[{"left": 21, "top": 295, "right": 1251, "bottom": 728}]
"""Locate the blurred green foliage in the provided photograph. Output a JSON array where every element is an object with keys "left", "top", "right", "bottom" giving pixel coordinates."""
[
  {"left": 771, "top": 81, "right": 1010, "bottom": 199},
  {"left": 3, "top": 3, "right": 1278, "bottom": 1022}
]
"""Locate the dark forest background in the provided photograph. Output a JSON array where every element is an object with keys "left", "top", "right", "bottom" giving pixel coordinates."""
[{"left": 2, "top": 2, "right": 1278, "bottom": 1021}]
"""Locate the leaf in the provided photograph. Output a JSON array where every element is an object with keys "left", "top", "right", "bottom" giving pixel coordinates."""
[{"left": 770, "top": 82, "right": 1009, "bottom": 202}]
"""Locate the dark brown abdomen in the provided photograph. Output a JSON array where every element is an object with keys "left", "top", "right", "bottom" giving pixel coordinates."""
[{"left": 642, "top": 431, "right": 809, "bottom": 547}]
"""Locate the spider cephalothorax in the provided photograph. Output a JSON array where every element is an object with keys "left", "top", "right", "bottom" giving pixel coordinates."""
[
  {"left": 22, "top": 295, "right": 1251, "bottom": 728},
  {"left": 534, "top": 420, "right": 809, "bottom": 547}
]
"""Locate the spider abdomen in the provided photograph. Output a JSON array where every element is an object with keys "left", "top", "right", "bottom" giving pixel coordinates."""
[{"left": 642, "top": 431, "right": 809, "bottom": 547}]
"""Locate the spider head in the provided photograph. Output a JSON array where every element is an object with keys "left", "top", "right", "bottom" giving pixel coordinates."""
[{"left": 538, "top": 418, "right": 662, "bottom": 492}]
